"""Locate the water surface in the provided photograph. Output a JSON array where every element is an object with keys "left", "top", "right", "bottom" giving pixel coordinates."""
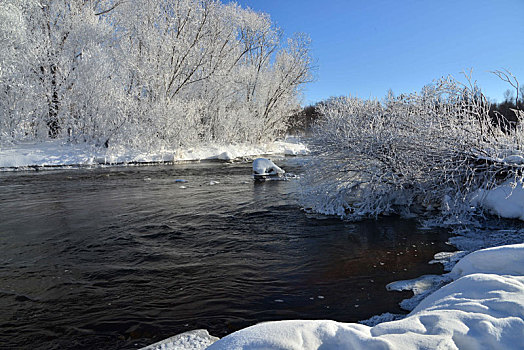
[{"left": 0, "top": 158, "right": 453, "bottom": 349}]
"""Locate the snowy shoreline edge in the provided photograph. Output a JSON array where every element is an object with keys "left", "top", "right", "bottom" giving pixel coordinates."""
[
  {"left": 0, "top": 138, "right": 309, "bottom": 171},
  {"left": 144, "top": 243, "right": 524, "bottom": 350}
]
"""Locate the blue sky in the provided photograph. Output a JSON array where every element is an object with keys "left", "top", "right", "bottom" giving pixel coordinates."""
[{"left": 231, "top": 0, "right": 524, "bottom": 105}]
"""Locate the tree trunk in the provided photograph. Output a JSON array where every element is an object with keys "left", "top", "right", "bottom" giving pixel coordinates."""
[{"left": 47, "top": 64, "right": 61, "bottom": 138}]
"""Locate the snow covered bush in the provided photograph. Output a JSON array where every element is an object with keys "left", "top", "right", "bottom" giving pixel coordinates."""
[{"left": 302, "top": 75, "right": 524, "bottom": 225}]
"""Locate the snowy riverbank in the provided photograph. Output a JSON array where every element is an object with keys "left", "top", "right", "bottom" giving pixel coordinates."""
[
  {"left": 0, "top": 137, "right": 308, "bottom": 170},
  {"left": 144, "top": 243, "right": 524, "bottom": 350}
]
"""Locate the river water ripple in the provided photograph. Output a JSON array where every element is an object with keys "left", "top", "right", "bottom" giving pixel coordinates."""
[{"left": 0, "top": 158, "right": 453, "bottom": 349}]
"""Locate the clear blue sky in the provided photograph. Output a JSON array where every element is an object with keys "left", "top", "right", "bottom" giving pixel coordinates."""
[{"left": 231, "top": 0, "right": 524, "bottom": 105}]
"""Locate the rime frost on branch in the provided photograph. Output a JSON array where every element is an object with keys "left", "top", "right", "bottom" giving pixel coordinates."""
[
  {"left": 302, "top": 76, "right": 524, "bottom": 225},
  {"left": 0, "top": 0, "right": 312, "bottom": 150}
]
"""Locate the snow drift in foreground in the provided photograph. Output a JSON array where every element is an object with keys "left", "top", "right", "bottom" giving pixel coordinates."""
[
  {"left": 205, "top": 243, "right": 524, "bottom": 350},
  {"left": 0, "top": 137, "right": 308, "bottom": 169}
]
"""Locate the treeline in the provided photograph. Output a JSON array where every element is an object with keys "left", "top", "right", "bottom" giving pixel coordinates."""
[
  {"left": 490, "top": 88, "right": 524, "bottom": 130},
  {"left": 0, "top": 0, "right": 312, "bottom": 149},
  {"left": 291, "top": 85, "right": 523, "bottom": 134}
]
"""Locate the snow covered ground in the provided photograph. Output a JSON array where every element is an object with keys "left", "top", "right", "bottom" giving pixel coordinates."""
[{"left": 0, "top": 137, "right": 308, "bottom": 169}]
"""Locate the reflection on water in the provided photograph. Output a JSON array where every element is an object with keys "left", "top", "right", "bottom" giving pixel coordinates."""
[{"left": 0, "top": 158, "right": 453, "bottom": 349}]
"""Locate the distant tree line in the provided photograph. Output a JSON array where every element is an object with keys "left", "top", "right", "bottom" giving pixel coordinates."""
[
  {"left": 288, "top": 104, "right": 322, "bottom": 133},
  {"left": 290, "top": 81, "right": 523, "bottom": 134},
  {"left": 490, "top": 88, "right": 524, "bottom": 131}
]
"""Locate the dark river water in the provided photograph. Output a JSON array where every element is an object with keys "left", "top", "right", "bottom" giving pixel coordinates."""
[{"left": 0, "top": 157, "right": 453, "bottom": 349}]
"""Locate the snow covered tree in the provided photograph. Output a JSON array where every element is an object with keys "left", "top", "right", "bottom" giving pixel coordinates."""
[
  {"left": 106, "top": 0, "right": 311, "bottom": 149},
  {"left": 0, "top": 0, "right": 120, "bottom": 143},
  {"left": 302, "top": 75, "right": 524, "bottom": 225},
  {"left": 0, "top": 0, "right": 312, "bottom": 150},
  {"left": 0, "top": 0, "right": 41, "bottom": 142}
]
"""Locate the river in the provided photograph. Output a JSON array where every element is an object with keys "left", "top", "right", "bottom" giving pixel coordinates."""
[{"left": 0, "top": 157, "right": 453, "bottom": 349}]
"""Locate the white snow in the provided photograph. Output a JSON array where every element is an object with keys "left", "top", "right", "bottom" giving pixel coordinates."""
[
  {"left": 449, "top": 244, "right": 524, "bottom": 277},
  {"left": 140, "top": 329, "right": 218, "bottom": 350},
  {"left": 0, "top": 137, "right": 308, "bottom": 170},
  {"left": 472, "top": 180, "right": 524, "bottom": 221},
  {"left": 252, "top": 158, "right": 285, "bottom": 176},
  {"left": 205, "top": 243, "right": 524, "bottom": 350}
]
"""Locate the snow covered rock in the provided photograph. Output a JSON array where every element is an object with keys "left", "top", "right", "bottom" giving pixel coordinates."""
[{"left": 252, "top": 158, "right": 285, "bottom": 178}]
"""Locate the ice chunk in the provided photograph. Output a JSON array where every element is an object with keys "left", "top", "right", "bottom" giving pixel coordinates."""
[
  {"left": 140, "top": 329, "right": 218, "bottom": 350},
  {"left": 218, "top": 151, "right": 234, "bottom": 161}
]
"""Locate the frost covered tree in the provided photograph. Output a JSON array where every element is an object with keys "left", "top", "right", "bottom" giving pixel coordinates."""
[
  {"left": 0, "top": 0, "right": 120, "bottom": 143},
  {"left": 109, "top": 0, "right": 312, "bottom": 149},
  {"left": 302, "top": 75, "right": 524, "bottom": 225},
  {"left": 0, "top": 0, "right": 311, "bottom": 150},
  {"left": 0, "top": 0, "right": 40, "bottom": 142},
  {"left": 111, "top": 0, "right": 243, "bottom": 148}
]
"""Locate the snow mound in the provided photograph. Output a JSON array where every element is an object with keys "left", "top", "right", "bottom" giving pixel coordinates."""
[
  {"left": 140, "top": 329, "right": 218, "bottom": 350},
  {"left": 450, "top": 243, "right": 524, "bottom": 277},
  {"left": 252, "top": 158, "right": 285, "bottom": 176},
  {"left": 272, "top": 137, "right": 310, "bottom": 156},
  {"left": 207, "top": 243, "right": 524, "bottom": 350},
  {"left": 473, "top": 180, "right": 524, "bottom": 221}
]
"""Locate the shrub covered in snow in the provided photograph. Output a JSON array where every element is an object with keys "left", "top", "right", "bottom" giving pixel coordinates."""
[{"left": 302, "top": 75, "right": 524, "bottom": 225}]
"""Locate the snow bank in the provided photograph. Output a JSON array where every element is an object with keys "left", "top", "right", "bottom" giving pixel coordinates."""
[
  {"left": 449, "top": 244, "right": 524, "bottom": 277},
  {"left": 206, "top": 243, "right": 524, "bottom": 350},
  {"left": 0, "top": 137, "right": 309, "bottom": 169},
  {"left": 472, "top": 180, "right": 524, "bottom": 221}
]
